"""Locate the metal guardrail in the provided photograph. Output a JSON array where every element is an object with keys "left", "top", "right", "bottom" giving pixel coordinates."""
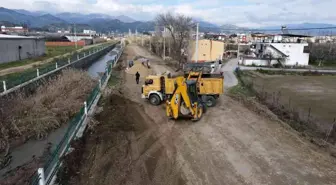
[
  {"left": 31, "top": 44, "right": 124, "bottom": 185},
  {"left": 0, "top": 43, "right": 115, "bottom": 96}
]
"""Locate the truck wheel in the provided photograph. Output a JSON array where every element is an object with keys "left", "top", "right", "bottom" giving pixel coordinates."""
[
  {"left": 193, "top": 104, "right": 204, "bottom": 122},
  {"left": 149, "top": 94, "right": 161, "bottom": 106},
  {"left": 205, "top": 96, "right": 216, "bottom": 107}
]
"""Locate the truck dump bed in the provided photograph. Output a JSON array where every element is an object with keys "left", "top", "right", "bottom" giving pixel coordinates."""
[
  {"left": 165, "top": 77, "right": 223, "bottom": 95},
  {"left": 183, "top": 63, "right": 213, "bottom": 74}
]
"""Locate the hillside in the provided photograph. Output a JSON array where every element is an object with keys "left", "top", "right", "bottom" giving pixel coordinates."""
[
  {"left": 0, "top": 7, "right": 66, "bottom": 27},
  {"left": 3, "top": 7, "right": 334, "bottom": 35}
]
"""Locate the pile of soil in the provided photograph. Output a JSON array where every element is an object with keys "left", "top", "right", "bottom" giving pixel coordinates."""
[
  {"left": 57, "top": 94, "right": 148, "bottom": 184},
  {"left": 126, "top": 60, "right": 153, "bottom": 77},
  {"left": 126, "top": 63, "right": 153, "bottom": 77}
]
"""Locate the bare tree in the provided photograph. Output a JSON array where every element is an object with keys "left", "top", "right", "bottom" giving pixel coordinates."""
[
  {"left": 156, "top": 12, "right": 195, "bottom": 68},
  {"left": 264, "top": 51, "right": 275, "bottom": 67},
  {"left": 309, "top": 43, "right": 332, "bottom": 66}
]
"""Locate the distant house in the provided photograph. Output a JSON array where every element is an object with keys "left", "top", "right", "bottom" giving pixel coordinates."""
[
  {"left": 190, "top": 39, "right": 225, "bottom": 62},
  {"left": 83, "top": 29, "right": 96, "bottom": 35},
  {"left": 0, "top": 26, "right": 28, "bottom": 34},
  {"left": 0, "top": 34, "right": 45, "bottom": 64},
  {"left": 240, "top": 34, "right": 311, "bottom": 66},
  {"left": 44, "top": 35, "right": 93, "bottom": 46}
]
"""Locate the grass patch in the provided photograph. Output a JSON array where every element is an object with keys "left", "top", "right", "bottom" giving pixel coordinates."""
[
  {"left": 108, "top": 72, "right": 121, "bottom": 87},
  {"left": 0, "top": 43, "right": 115, "bottom": 91},
  {"left": 0, "top": 46, "right": 83, "bottom": 70},
  {"left": 228, "top": 71, "right": 256, "bottom": 97},
  {"left": 227, "top": 81, "right": 254, "bottom": 97},
  {"left": 256, "top": 68, "right": 336, "bottom": 76}
]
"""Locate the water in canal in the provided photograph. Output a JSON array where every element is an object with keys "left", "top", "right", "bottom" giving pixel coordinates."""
[{"left": 87, "top": 49, "right": 118, "bottom": 78}]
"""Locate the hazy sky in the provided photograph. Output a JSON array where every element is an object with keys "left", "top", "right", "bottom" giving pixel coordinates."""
[{"left": 1, "top": 0, "right": 336, "bottom": 27}]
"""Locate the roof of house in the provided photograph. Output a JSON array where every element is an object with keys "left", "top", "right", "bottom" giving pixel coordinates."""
[
  {"left": 0, "top": 34, "right": 44, "bottom": 39},
  {"left": 280, "top": 33, "right": 312, "bottom": 38}
]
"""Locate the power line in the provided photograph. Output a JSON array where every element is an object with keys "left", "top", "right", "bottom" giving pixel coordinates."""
[{"left": 199, "top": 26, "right": 336, "bottom": 32}]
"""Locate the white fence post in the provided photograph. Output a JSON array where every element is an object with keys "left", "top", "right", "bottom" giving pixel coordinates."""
[
  {"left": 99, "top": 79, "right": 102, "bottom": 89},
  {"left": 89, "top": 50, "right": 91, "bottom": 55},
  {"left": 3, "top": 81, "right": 6, "bottom": 92},
  {"left": 77, "top": 54, "right": 79, "bottom": 60},
  {"left": 68, "top": 58, "right": 71, "bottom": 64},
  {"left": 37, "top": 69, "right": 40, "bottom": 77},
  {"left": 84, "top": 101, "right": 88, "bottom": 115},
  {"left": 84, "top": 52, "right": 86, "bottom": 57},
  {"left": 55, "top": 62, "right": 58, "bottom": 69},
  {"left": 38, "top": 168, "right": 45, "bottom": 185}
]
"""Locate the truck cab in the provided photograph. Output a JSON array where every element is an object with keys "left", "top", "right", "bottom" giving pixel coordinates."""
[{"left": 142, "top": 75, "right": 165, "bottom": 105}]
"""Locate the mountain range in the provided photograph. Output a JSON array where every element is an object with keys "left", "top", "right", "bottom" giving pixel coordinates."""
[{"left": 0, "top": 7, "right": 335, "bottom": 35}]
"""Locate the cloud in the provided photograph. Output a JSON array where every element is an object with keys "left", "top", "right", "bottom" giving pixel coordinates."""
[{"left": 1, "top": 0, "right": 336, "bottom": 27}]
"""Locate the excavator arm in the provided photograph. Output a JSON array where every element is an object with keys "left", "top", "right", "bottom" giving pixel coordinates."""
[{"left": 166, "top": 76, "right": 204, "bottom": 121}]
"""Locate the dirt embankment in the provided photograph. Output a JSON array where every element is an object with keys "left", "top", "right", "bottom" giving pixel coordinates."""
[{"left": 58, "top": 94, "right": 185, "bottom": 185}]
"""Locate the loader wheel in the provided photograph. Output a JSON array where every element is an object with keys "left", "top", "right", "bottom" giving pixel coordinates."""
[
  {"left": 193, "top": 104, "right": 204, "bottom": 122},
  {"left": 149, "top": 94, "right": 161, "bottom": 105},
  {"left": 205, "top": 96, "right": 216, "bottom": 107}
]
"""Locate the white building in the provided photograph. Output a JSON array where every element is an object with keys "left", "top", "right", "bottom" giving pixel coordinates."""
[
  {"left": 65, "top": 35, "right": 93, "bottom": 42},
  {"left": 83, "top": 29, "right": 96, "bottom": 35},
  {"left": 240, "top": 34, "right": 311, "bottom": 67},
  {"left": 240, "top": 42, "right": 310, "bottom": 66}
]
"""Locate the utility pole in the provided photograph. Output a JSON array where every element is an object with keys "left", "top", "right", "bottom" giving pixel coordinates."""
[
  {"left": 141, "top": 34, "right": 144, "bottom": 46},
  {"left": 168, "top": 37, "right": 171, "bottom": 56},
  {"left": 149, "top": 37, "right": 151, "bottom": 51},
  {"left": 237, "top": 39, "right": 240, "bottom": 59},
  {"left": 74, "top": 23, "right": 77, "bottom": 49},
  {"left": 195, "top": 23, "right": 199, "bottom": 63},
  {"left": 135, "top": 28, "right": 138, "bottom": 44},
  {"left": 169, "top": 25, "right": 172, "bottom": 56},
  {"left": 163, "top": 27, "right": 166, "bottom": 60}
]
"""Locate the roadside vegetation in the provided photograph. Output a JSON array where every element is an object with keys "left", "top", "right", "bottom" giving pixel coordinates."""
[
  {"left": 256, "top": 68, "right": 336, "bottom": 76},
  {"left": 229, "top": 69, "right": 336, "bottom": 148},
  {"left": 309, "top": 43, "right": 336, "bottom": 67},
  {"left": 133, "top": 13, "right": 195, "bottom": 69},
  {"left": 0, "top": 69, "right": 96, "bottom": 169}
]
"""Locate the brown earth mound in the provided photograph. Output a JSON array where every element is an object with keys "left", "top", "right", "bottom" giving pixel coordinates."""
[{"left": 126, "top": 63, "right": 153, "bottom": 77}]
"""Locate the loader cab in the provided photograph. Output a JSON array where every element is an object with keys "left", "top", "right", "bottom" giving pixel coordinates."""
[{"left": 186, "top": 80, "right": 198, "bottom": 103}]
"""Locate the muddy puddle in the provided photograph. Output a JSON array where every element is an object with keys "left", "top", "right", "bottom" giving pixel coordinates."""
[{"left": 58, "top": 94, "right": 185, "bottom": 185}]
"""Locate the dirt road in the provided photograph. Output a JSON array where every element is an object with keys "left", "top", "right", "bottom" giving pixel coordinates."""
[
  {"left": 222, "top": 58, "right": 239, "bottom": 89},
  {"left": 63, "top": 44, "right": 336, "bottom": 185}
]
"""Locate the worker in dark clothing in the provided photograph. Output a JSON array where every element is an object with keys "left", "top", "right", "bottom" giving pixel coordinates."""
[{"left": 135, "top": 71, "right": 140, "bottom": 84}]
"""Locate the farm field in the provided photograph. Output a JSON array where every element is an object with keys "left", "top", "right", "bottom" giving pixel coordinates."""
[{"left": 245, "top": 71, "right": 336, "bottom": 133}]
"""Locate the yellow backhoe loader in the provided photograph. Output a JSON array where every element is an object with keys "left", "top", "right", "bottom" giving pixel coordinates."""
[{"left": 165, "top": 72, "right": 205, "bottom": 121}]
